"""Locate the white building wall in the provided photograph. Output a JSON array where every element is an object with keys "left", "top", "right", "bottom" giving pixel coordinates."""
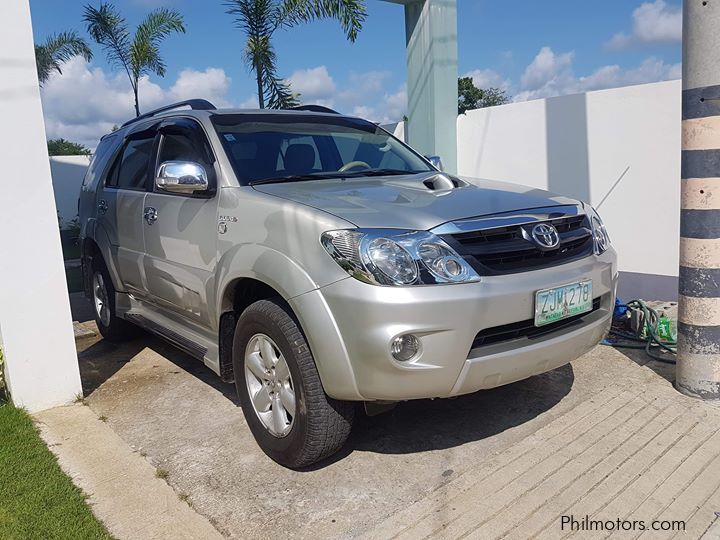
[
  {"left": 0, "top": 0, "right": 82, "bottom": 410},
  {"left": 457, "top": 80, "right": 681, "bottom": 300}
]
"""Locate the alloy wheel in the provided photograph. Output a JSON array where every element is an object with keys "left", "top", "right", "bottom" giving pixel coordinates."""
[{"left": 244, "top": 333, "right": 296, "bottom": 437}]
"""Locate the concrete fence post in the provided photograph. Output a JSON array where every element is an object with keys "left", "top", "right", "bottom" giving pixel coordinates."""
[
  {"left": 0, "top": 0, "right": 82, "bottom": 410},
  {"left": 677, "top": 0, "right": 720, "bottom": 400},
  {"left": 382, "top": 0, "right": 458, "bottom": 174}
]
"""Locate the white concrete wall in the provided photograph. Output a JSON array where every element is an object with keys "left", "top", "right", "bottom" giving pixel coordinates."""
[
  {"left": 0, "top": 0, "right": 82, "bottom": 410},
  {"left": 51, "top": 155, "right": 90, "bottom": 226},
  {"left": 457, "top": 80, "right": 681, "bottom": 298}
]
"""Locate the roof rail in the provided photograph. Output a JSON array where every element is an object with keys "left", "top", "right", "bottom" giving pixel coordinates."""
[
  {"left": 121, "top": 99, "right": 217, "bottom": 127},
  {"left": 289, "top": 104, "right": 340, "bottom": 114}
]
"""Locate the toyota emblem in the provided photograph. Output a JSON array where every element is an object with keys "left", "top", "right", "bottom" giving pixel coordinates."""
[{"left": 531, "top": 223, "right": 560, "bottom": 249}]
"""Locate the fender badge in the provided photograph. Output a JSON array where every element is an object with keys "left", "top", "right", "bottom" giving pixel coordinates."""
[{"left": 218, "top": 222, "right": 228, "bottom": 234}]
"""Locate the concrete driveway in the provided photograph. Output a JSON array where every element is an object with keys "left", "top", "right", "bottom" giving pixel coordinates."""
[{"left": 68, "top": 295, "right": 720, "bottom": 539}]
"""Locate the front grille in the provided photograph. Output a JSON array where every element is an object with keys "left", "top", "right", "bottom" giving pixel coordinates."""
[
  {"left": 441, "top": 214, "right": 593, "bottom": 275},
  {"left": 471, "top": 296, "right": 602, "bottom": 350}
]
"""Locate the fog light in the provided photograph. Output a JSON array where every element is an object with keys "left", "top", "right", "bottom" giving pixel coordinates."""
[{"left": 391, "top": 334, "right": 420, "bottom": 361}]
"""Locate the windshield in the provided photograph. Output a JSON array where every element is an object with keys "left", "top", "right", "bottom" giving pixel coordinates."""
[{"left": 211, "top": 113, "right": 433, "bottom": 185}]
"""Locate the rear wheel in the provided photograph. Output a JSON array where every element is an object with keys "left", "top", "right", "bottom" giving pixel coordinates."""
[
  {"left": 233, "top": 299, "right": 354, "bottom": 468},
  {"left": 91, "top": 259, "right": 134, "bottom": 341}
]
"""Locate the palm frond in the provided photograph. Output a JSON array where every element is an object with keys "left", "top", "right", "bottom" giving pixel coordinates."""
[
  {"left": 130, "top": 8, "right": 184, "bottom": 78},
  {"left": 255, "top": 41, "right": 299, "bottom": 108},
  {"left": 224, "top": 0, "right": 276, "bottom": 36},
  {"left": 35, "top": 31, "right": 93, "bottom": 85},
  {"left": 83, "top": 3, "right": 133, "bottom": 84},
  {"left": 265, "top": 76, "right": 301, "bottom": 109},
  {"left": 277, "top": 0, "right": 366, "bottom": 41}
]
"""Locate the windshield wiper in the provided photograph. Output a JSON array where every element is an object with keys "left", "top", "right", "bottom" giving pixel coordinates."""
[
  {"left": 249, "top": 173, "right": 339, "bottom": 186},
  {"left": 249, "top": 169, "right": 426, "bottom": 185},
  {"left": 356, "top": 168, "right": 423, "bottom": 177},
  {"left": 334, "top": 168, "right": 425, "bottom": 178}
]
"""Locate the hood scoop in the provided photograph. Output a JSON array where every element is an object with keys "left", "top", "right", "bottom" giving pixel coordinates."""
[{"left": 423, "top": 173, "right": 467, "bottom": 191}]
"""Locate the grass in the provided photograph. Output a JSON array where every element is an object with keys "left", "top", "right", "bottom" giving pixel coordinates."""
[{"left": 0, "top": 404, "right": 112, "bottom": 539}]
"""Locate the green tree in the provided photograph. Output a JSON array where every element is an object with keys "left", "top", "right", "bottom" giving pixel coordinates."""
[
  {"left": 47, "top": 138, "right": 92, "bottom": 156},
  {"left": 458, "top": 76, "right": 510, "bottom": 115},
  {"left": 224, "top": 0, "right": 366, "bottom": 109},
  {"left": 83, "top": 3, "right": 185, "bottom": 117},
  {"left": 34, "top": 31, "right": 93, "bottom": 86}
]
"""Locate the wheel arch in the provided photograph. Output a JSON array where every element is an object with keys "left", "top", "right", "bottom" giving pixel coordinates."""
[
  {"left": 216, "top": 274, "right": 361, "bottom": 401},
  {"left": 217, "top": 276, "right": 292, "bottom": 384},
  {"left": 80, "top": 222, "right": 123, "bottom": 295}
]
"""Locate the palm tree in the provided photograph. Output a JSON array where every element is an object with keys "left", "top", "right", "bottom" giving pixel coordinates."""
[
  {"left": 224, "top": 0, "right": 366, "bottom": 109},
  {"left": 83, "top": 3, "right": 185, "bottom": 117},
  {"left": 35, "top": 31, "right": 93, "bottom": 86}
]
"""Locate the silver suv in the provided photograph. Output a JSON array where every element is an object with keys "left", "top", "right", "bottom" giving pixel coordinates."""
[{"left": 79, "top": 99, "right": 617, "bottom": 468}]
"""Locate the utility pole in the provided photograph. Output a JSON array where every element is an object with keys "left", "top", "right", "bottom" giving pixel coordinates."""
[{"left": 677, "top": 0, "right": 720, "bottom": 400}]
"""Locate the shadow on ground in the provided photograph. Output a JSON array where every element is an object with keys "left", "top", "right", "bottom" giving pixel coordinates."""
[{"left": 349, "top": 364, "right": 572, "bottom": 455}]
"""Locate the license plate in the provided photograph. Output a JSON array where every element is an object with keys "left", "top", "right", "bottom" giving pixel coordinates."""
[{"left": 534, "top": 280, "right": 593, "bottom": 327}]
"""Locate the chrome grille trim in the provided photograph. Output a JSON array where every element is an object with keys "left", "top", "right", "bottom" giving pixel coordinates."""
[
  {"left": 430, "top": 205, "right": 584, "bottom": 236},
  {"left": 434, "top": 205, "right": 594, "bottom": 275}
]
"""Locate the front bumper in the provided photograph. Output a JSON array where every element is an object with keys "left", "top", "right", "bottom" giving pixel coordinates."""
[{"left": 291, "top": 249, "right": 617, "bottom": 401}]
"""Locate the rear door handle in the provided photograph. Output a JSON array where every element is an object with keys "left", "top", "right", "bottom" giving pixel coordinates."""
[
  {"left": 98, "top": 199, "right": 108, "bottom": 214},
  {"left": 144, "top": 206, "right": 158, "bottom": 225}
]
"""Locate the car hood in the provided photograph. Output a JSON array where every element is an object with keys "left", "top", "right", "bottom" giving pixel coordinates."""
[{"left": 251, "top": 172, "right": 579, "bottom": 230}]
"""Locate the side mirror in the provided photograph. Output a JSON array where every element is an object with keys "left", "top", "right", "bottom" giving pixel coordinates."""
[
  {"left": 156, "top": 161, "right": 208, "bottom": 194},
  {"left": 425, "top": 155, "right": 444, "bottom": 171}
]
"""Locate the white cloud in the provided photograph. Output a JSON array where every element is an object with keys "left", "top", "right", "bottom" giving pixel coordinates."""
[
  {"left": 40, "top": 57, "right": 233, "bottom": 148},
  {"left": 350, "top": 85, "right": 407, "bottom": 124},
  {"left": 238, "top": 95, "right": 259, "bottom": 109},
  {"left": 463, "top": 68, "right": 512, "bottom": 92},
  {"left": 288, "top": 65, "right": 336, "bottom": 101},
  {"left": 512, "top": 46, "right": 680, "bottom": 102},
  {"left": 169, "top": 67, "right": 232, "bottom": 106},
  {"left": 607, "top": 0, "right": 682, "bottom": 49},
  {"left": 520, "top": 47, "right": 574, "bottom": 91},
  {"left": 284, "top": 66, "right": 404, "bottom": 122}
]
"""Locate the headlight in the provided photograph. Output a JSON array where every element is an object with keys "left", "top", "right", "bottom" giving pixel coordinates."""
[
  {"left": 588, "top": 207, "right": 610, "bottom": 254},
  {"left": 364, "top": 237, "right": 418, "bottom": 284},
  {"left": 321, "top": 229, "right": 481, "bottom": 286}
]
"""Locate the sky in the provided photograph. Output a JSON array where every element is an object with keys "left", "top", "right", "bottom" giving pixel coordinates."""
[{"left": 29, "top": 0, "right": 683, "bottom": 148}]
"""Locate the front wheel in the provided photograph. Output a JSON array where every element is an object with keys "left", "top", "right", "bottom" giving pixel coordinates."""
[
  {"left": 91, "top": 259, "right": 134, "bottom": 342},
  {"left": 233, "top": 299, "right": 354, "bottom": 468}
]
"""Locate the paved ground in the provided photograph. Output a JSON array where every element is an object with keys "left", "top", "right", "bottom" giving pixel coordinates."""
[
  {"left": 35, "top": 405, "right": 223, "bottom": 540},
  {"left": 65, "top": 295, "right": 720, "bottom": 539}
]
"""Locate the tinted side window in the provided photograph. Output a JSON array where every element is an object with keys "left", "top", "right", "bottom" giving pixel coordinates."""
[
  {"left": 113, "top": 137, "right": 154, "bottom": 190},
  {"left": 158, "top": 133, "right": 210, "bottom": 167},
  {"left": 83, "top": 134, "right": 120, "bottom": 188}
]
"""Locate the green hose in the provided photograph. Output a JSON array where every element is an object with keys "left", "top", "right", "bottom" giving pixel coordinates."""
[{"left": 603, "top": 299, "right": 677, "bottom": 364}]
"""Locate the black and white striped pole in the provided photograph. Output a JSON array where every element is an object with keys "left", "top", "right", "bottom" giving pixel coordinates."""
[{"left": 678, "top": 0, "right": 720, "bottom": 400}]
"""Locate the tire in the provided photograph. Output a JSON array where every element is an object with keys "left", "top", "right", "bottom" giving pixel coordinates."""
[
  {"left": 90, "top": 258, "right": 134, "bottom": 342},
  {"left": 233, "top": 299, "right": 354, "bottom": 468}
]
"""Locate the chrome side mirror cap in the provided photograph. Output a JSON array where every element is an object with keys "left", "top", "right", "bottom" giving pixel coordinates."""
[
  {"left": 425, "top": 155, "right": 444, "bottom": 171},
  {"left": 156, "top": 161, "right": 209, "bottom": 194}
]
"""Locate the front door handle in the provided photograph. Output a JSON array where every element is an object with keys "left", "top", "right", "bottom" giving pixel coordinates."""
[
  {"left": 98, "top": 199, "right": 108, "bottom": 214},
  {"left": 144, "top": 206, "right": 158, "bottom": 225}
]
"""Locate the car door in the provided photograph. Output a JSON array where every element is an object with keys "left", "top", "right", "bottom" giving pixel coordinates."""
[
  {"left": 96, "top": 127, "right": 157, "bottom": 297},
  {"left": 142, "top": 118, "right": 219, "bottom": 328}
]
